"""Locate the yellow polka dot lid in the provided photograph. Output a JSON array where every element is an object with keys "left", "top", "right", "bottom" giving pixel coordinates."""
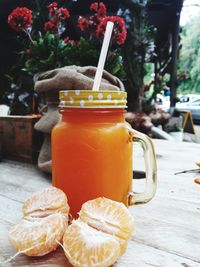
[{"left": 59, "top": 90, "right": 127, "bottom": 108}]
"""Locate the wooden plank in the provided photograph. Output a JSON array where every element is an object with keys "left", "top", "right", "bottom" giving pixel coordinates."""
[
  {"left": 133, "top": 174, "right": 200, "bottom": 204},
  {"left": 131, "top": 215, "right": 200, "bottom": 263},
  {"left": 1, "top": 218, "right": 199, "bottom": 267},
  {"left": 0, "top": 161, "right": 50, "bottom": 202},
  {"left": 0, "top": 116, "right": 43, "bottom": 163},
  {"left": 116, "top": 240, "right": 200, "bottom": 267},
  {"left": 0, "top": 139, "right": 200, "bottom": 266},
  {"left": 130, "top": 140, "right": 200, "bottom": 262},
  {"left": 133, "top": 139, "right": 200, "bottom": 173},
  {"left": 0, "top": 196, "right": 21, "bottom": 224},
  {"left": 134, "top": 140, "right": 198, "bottom": 167},
  {"left": 153, "top": 179, "right": 200, "bottom": 204},
  {"left": 130, "top": 196, "right": 200, "bottom": 230}
]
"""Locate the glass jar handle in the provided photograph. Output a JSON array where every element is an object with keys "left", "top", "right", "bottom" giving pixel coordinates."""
[{"left": 127, "top": 126, "right": 157, "bottom": 205}]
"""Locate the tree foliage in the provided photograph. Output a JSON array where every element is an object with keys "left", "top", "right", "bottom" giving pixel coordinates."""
[
  {"left": 178, "top": 15, "right": 200, "bottom": 93},
  {"left": 119, "top": 0, "right": 155, "bottom": 111}
]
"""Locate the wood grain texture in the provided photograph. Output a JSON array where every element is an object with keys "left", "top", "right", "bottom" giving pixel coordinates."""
[
  {"left": 0, "top": 116, "right": 43, "bottom": 163},
  {"left": 0, "top": 140, "right": 200, "bottom": 266}
]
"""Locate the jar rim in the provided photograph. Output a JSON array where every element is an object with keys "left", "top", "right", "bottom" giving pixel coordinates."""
[{"left": 59, "top": 90, "right": 127, "bottom": 109}]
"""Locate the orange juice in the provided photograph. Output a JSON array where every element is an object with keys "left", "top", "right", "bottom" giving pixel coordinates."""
[
  {"left": 52, "top": 108, "right": 132, "bottom": 217},
  {"left": 52, "top": 90, "right": 157, "bottom": 218}
]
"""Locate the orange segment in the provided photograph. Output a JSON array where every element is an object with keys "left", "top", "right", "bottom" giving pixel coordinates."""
[
  {"left": 63, "top": 219, "right": 120, "bottom": 267},
  {"left": 115, "top": 237, "right": 128, "bottom": 255},
  {"left": 78, "top": 197, "right": 135, "bottom": 241},
  {"left": 9, "top": 213, "right": 68, "bottom": 256},
  {"left": 22, "top": 186, "right": 69, "bottom": 218}
]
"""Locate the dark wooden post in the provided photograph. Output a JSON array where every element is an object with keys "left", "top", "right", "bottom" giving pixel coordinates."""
[
  {"left": 170, "top": 0, "right": 184, "bottom": 107},
  {"left": 154, "top": 58, "right": 158, "bottom": 100}
]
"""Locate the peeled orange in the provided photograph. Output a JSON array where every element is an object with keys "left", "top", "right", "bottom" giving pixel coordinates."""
[
  {"left": 9, "top": 213, "right": 67, "bottom": 256},
  {"left": 9, "top": 188, "right": 134, "bottom": 265},
  {"left": 22, "top": 186, "right": 69, "bottom": 218},
  {"left": 62, "top": 197, "right": 135, "bottom": 267},
  {"left": 63, "top": 219, "right": 121, "bottom": 267},
  {"left": 79, "top": 197, "right": 135, "bottom": 241},
  {"left": 9, "top": 186, "right": 69, "bottom": 256}
]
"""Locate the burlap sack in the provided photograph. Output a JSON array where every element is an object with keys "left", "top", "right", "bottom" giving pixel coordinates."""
[
  {"left": 34, "top": 66, "right": 125, "bottom": 173},
  {"left": 34, "top": 65, "right": 124, "bottom": 93},
  {"left": 37, "top": 134, "right": 52, "bottom": 173}
]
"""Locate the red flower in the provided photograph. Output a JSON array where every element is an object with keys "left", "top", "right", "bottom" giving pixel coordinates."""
[
  {"left": 45, "top": 4, "right": 70, "bottom": 33},
  {"left": 8, "top": 7, "right": 33, "bottom": 32},
  {"left": 56, "top": 7, "right": 70, "bottom": 21},
  {"left": 78, "top": 2, "right": 106, "bottom": 34},
  {"left": 96, "top": 16, "right": 127, "bottom": 45},
  {"left": 78, "top": 17, "right": 90, "bottom": 31},
  {"left": 48, "top": 2, "right": 58, "bottom": 9},
  {"left": 116, "top": 31, "right": 127, "bottom": 45},
  {"left": 44, "top": 20, "right": 58, "bottom": 32},
  {"left": 64, "top": 36, "right": 69, "bottom": 43},
  {"left": 64, "top": 37, "right": 80, "bottom": 46},
  {"left": 90, "top": 2, "right": 106, "bottom": 20},
  {"left": 68, "top": 40, "right": 76, "bottom": 45},
  {"left": 90, "top": 2, "right": 98, "bottom": 11},
  {"left": 90, "top": 2, "right": 106, "bottom": 18},
  {"left": 48, "top": 2, "right": 58, "bottom": 16},
  {"left": 97, "top": 2, "right": 106, "bottom": 19}
]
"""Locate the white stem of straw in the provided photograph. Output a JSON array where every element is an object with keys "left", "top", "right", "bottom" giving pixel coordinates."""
[{"left": 92, "top": 21, "right": 114, "bottom": 91}]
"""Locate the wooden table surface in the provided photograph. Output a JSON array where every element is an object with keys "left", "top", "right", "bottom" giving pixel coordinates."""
[{"left": 0, "top": 139, "right": 200, "bottom": 267}]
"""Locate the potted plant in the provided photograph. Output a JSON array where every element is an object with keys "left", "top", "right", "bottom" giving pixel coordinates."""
[
  {"left": 0, "top": 1, "right": 127, "bottom": 163},
  {"left": 7, "top": 1, "right": 126, "bottom": 81}
]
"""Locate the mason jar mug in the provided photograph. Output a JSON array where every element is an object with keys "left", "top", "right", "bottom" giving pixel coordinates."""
[{"left": 52, "top": 90, "right": 157, "bottom": 217}]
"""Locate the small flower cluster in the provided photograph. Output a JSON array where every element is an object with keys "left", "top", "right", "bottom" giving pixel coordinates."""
[
  {"left": 8, "top": 2, "right": 126, "bottom": 46},
  {"left": 97, "top": 16, "right": 127, "bottom": 45},
  {"left": 8, "top": 2, "right": 70, "bottom": 36},
  {"left": 8, "top": 7, "right": 33, "bottom": 32},
  {"left": 6, "top": 1, "right": 127, "bottom": 114},
  {"left": 44, "top": 2, "right": 70, "bottom": 34},
  {"left": 63, "top": 36, "right": 80, "bottom": 46},
  {"left": 78, "top": 2, "right": 106, "bottom": 34},
  {"left": 7, "top": 1, "right": 127, "bottom": 77},
  {"left": 78, "top": 2, "right": 126, "bottom": 45}
]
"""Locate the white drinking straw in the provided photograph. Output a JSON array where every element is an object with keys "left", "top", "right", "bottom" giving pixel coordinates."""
[{"left": 92, "top": 21, "right": 114, "bottom": 91}]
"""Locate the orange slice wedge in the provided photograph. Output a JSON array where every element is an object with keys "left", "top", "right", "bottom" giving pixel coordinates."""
[
  {"left": 63, "top": 219, "right": 121, "bottom": 267},
  {"left": 22, "top": 186, "right": 69, "bottom": 218},
  {"left": 9, "top": 213, "right": 67, "bottom": 256},
  {"left": 79, "top": 197, "right": 135, "bottom": 241}
]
